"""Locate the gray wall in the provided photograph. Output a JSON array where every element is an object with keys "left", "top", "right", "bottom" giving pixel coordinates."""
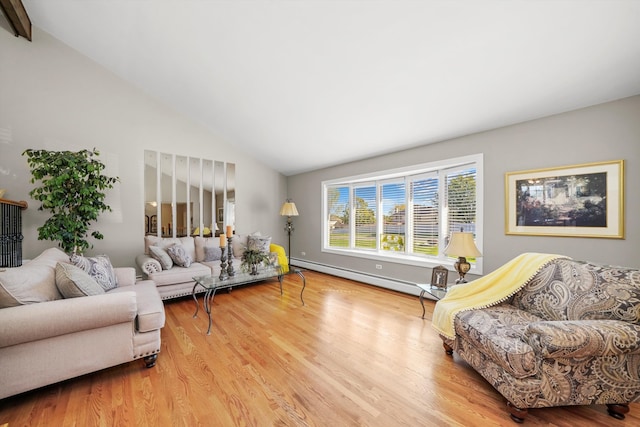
[
  {"left": 287, "top": 96, "right": 640, "bottom": 288},
  {"left": 0, "top": 27, "right": 288, "bottom": 268}
]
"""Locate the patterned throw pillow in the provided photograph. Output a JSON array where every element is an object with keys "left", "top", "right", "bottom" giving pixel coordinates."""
[
  {"left": 204, "top": 246, "right": 223, "bottom": 262},
  {"left": 55, "top": 262, "right": 105, "bottom": 298},
  {"left": 70, "top": 254, "right": 118, "bottom": 291},
  {"left": 166, "top": 244, "right": 192, "bottom": 268},
  {"left": 248, "top": 235, "right": 272, "bottom": 254},
  {"left": 148, "top": 246, "right": 173, "bottom": 270}
]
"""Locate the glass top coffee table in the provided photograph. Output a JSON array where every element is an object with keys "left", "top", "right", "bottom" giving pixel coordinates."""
[{"left": 192, "top": 267, "right": 306, "bottom": 334}]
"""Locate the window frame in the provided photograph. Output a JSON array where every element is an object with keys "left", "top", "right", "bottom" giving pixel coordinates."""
[{"left": 322, "top": 153, "right": 484, "bottom": 274}]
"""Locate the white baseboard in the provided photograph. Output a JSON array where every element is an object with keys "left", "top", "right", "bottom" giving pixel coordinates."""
[{"left": 290, "top": 258, "right": 437, "bottom": 300}]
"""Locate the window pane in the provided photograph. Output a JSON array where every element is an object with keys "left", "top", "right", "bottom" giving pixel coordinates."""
[
  {"left": 446, "top": 167, "right": 477, "bottom": 262},
  {"left": 381, "top": 182, "right": 405, "bottom": 252},
  {"left": 411, "top": 176, "right": 439, "bottom": 256},
  {"left": 328, "top": 186, "right": 350, "bottom": 247},
  {"left": 446, "top": 167, "right": 477, "bottom": 235},
  {"left": 354, "top": 185, "right": 376, "bottom": 249}
]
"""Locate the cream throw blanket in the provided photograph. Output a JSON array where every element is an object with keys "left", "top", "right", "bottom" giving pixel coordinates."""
[{"left": 432, "top": 252, "right": 568, "bottom": 339}]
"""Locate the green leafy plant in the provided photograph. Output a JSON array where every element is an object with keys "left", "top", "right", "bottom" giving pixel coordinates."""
[
  {"left": 241, "top": 249, "right": 270, "bottom": 274},
  {"left": 23, "top": 148, "right": 119, "bottom": 254}
]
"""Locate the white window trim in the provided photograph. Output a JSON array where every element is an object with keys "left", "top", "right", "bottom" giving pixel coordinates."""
[{"left": 322, "top": 153, "right": 484, "bottom": 275}]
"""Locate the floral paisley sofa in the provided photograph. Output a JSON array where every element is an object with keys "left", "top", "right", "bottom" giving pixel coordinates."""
[{"left": 433, "top": 253, "right": 640, "bottom": 423}]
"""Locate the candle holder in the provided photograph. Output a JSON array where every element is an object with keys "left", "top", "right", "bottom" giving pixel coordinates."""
[
  {"left": 226, "top": 236, "right": 235, "bottom": 277},
  {"left": 219, "top": 246, "right": 228, "bottom": 280}
]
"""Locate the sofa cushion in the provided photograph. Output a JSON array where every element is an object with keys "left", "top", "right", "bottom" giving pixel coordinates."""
[
  {"left": 204, "top": 245, "right": 223, "bottom": 261},
  {"left": 145, "top": 236, "right": 196, "bottom": 261},
  {"left": 149, "top": 246, "right": 173, "bottom": 270},
  {"left": 194, "top": 236, "right": 220, "bottom": 262},
  {"left": 148, "top": 262, "right": 212, "bottom": 286},
  {"left": 70, "top": 254, "right": 118, "bottom": 291},
  {"left": 0, "top": 247, "right": 67, "bottom": 308},
  {"left": 248, "top": 235, "right": 272, "bottom": 254},
  {"left": 230, "top": 234, "right": 248, "bottom": 259},
  {"left": 166, "top": 244, "right": 192, "bottom": 268},
  {"left": 455, "top": 304, "right": 542, "bottom": 379},
  {"left": 55, "top": 262, "right": 105, "bottom": 298}
]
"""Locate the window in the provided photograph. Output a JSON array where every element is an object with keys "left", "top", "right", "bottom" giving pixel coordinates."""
[{"left": 323, "top": 154, "right": 483, "bottom": 273}]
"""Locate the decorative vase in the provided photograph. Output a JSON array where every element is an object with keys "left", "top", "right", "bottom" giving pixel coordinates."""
[{"left": 250, "top": 264, "right": 259, "bottom": 275}]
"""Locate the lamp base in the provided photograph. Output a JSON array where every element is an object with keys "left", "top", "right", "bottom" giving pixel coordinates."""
[{"left": 454, "top": 256, "right": 471, "bottom": 284}]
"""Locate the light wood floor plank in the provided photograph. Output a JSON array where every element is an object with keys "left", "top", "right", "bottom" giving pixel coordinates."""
[{"left": 1, "top": 271, "right": 638, "bottom": 426}]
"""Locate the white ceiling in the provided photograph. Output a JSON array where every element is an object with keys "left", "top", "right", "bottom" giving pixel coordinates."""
[{"left": 21, "top": 1, "right": 640, "bottom": 176}]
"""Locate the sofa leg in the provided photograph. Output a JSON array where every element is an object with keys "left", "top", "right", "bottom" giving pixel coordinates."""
[
  {"left": 606, "top": 403, "right": 629, "bottom": 420},
  {"left": 507, "top": 402, "right": 527, "bottom": 423},
  {"left": 443, "top": 342, "right": 453, "bottom": 355},
  {"left": 144, "top": 354, "right": 158, "bottom": 368}
]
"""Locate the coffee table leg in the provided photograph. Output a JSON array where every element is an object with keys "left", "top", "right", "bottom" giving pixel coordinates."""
[
  {"left": 192, "top": 282, "right": 201, "bottom": 318},
  {"left": 294, "top": 269, "right": 306, "bottom": 306},
  {"left": 420, "top": 289, "right": 426, "bottom": 319},
  {"left": 205, "top": 288, "right": 218, "bottom": 335}
]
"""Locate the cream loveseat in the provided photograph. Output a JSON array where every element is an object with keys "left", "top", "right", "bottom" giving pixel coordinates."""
[
  {"left": 0, "top": 247, "right": 165, "bottom": 399},
  {"left": 136, "top": 234, "right": 289, "bottom": 300},
  {"left": 433, "top": 254, "right": 640, "bottom": 423}
]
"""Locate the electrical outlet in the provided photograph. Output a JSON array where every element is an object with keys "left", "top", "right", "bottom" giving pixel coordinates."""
[
  {"left": 301, "top": 251, "right": 306, "bottom": 256},
  {"left": 375, "top": 264, "right": 382, "bottom": 269}
]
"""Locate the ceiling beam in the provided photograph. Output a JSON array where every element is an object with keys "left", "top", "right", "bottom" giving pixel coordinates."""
[{"left": 0, "top": 0, "right": 31, "bottom": 41}]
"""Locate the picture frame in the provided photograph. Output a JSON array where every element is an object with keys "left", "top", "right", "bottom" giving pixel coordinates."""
[
  {"left": 431, "top": 265, "right": 449, "bottom": 289},
  {"left": 217, "top": 207, "right": 224, "bottom": 223},
  {"left": 505, "top": 160, "right": 624, "bottom": 238}
]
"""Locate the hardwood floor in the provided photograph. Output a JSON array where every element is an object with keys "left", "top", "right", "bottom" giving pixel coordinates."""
[{"left": 1, "top": 271, "right": 638, "bottom": 426}]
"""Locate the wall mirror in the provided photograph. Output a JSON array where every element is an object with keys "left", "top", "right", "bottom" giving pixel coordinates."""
[{"left": 144, "top": 150, "right": 235, "bottom": 238}]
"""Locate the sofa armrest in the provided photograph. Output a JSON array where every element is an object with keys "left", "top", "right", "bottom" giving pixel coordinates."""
[
  {"left": 0, "top": 292, "right": 137, "bottom": 348},
  {"left": 136, "top": 254, "right": 162, "bottom": 276},
  {"left": 525, "top": 319, "right": 640, "bottom": 358},
  {"left": 115, "top": 267, "right": 136, "bottom": 286}
]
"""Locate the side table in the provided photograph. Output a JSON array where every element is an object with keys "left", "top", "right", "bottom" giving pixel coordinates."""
[{"left": 416, "top": 283, "right": 448, "bottom": 319}]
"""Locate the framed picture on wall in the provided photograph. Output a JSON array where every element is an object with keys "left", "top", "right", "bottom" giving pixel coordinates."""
[
  {"left": 505, "top": 160, "right": 624, "bottom": 238},
  {"left": 431, "top": 265, "right": 449, "bottom": 290},
  {"left": 217, "top": 208, "right": 224, "bottom": 223}
]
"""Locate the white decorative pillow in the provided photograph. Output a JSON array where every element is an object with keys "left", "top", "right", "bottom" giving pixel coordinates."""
[
  {"left": 248, "top": 235, "right": 272, "bottom": 254},
  {"left": 204, "top": 246, "right": 223, "bottom": 261},
  {"left": 166, "top": 244, "right": 192, "bottom": 267},
  {"left": 149, "top": 246, "right": 173, "bottom": 270},
  {"left": 69, "top": 254, "right": 118, "bottom": 291},
  {"left": 55, "top": 262, "right": 105, "bottom": 298}
]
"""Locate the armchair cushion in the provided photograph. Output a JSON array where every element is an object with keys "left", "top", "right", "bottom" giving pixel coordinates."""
[
  {"left": 455, "top": 305, "right": 541, "bottom": 379},
  {"left": 525, "top": 320, "right": 640, "bottom": 358},
  {"left": 55, "top": 262, "right": 105, "bottom": 298}
]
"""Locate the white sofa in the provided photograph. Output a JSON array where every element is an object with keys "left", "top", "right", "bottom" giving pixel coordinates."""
[
  {"left": 0, "top": 247, "right": 165, "bottom": 399},
  {"left": 136, "top": 234, "right": 288, "bottom": 300}
]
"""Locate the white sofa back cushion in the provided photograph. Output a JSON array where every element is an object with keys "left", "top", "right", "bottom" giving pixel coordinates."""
[
  {"left": 144, "top": 236, "right": 196, "bottom": 261},
  {"left": 0, "top": 248, "right": 69, "bottom": 308},
  {"left": 194, "top": 236, "right": 221, "bottom": 262}
]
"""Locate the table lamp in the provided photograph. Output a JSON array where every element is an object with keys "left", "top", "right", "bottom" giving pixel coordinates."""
[{"left": 444, "top": 232, "right": 482, "bottom": 283}]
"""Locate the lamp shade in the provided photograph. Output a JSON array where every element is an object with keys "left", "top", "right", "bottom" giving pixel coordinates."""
[
  {"left": 280, "top": 201, "right": 299, "bottom": 217},
  {"left": 444, "top": 232, "right": 482, "bottom": 258}
]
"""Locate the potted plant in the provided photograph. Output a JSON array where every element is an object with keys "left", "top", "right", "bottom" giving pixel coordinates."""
[
  {"left": 241, "top": 249, "right": 270, "bottom": 275},
  {"left": 23, "top": 148, "right": 119, "bottom": 254}
]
